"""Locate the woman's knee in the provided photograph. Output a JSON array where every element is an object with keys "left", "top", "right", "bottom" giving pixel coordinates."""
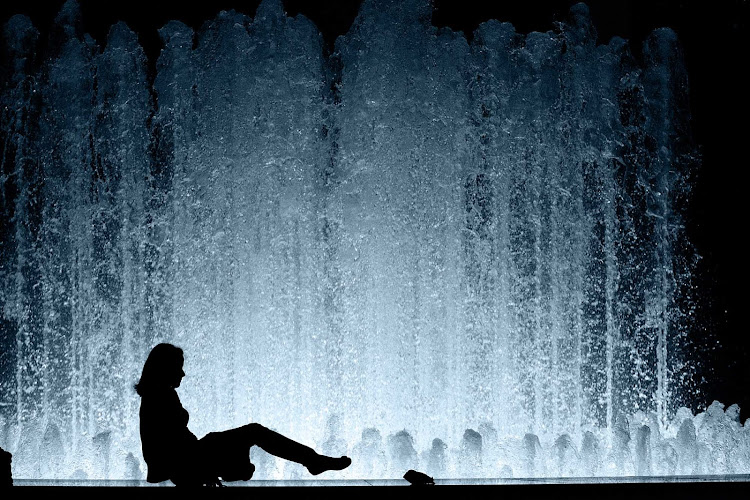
[{"left": 243, "top": 422, "right": 267, "bottom": 435}]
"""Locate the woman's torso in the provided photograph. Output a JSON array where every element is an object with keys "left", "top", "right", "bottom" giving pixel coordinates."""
[{"left": 139, "top": 388, "right": 198, "bottom": 483}]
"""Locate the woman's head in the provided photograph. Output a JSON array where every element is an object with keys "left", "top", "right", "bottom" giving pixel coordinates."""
[{"left": 135, "top": 343, "right": 185, "bottom": 396}]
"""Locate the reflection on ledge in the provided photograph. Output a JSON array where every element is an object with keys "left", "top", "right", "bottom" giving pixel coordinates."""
[{"left": 12, "top": 474, "right": 750, "bottom": 486}]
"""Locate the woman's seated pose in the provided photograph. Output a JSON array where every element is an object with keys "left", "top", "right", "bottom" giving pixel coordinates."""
[{"left": 137, "top": 343, "right": 351, "bottom": 486}]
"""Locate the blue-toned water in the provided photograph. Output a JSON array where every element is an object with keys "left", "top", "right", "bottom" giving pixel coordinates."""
[{"left": 2, "top": 0, "right": 744, "bottom": 481}]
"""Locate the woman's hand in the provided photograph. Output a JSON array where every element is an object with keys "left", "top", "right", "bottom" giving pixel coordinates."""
[{"left": 205, "top": 476, "right": 224, "bottom": 487}]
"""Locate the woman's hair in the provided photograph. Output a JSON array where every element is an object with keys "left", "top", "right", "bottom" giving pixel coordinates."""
[{"left": 135, "top": 343, "right": 184, "bottom": 396}]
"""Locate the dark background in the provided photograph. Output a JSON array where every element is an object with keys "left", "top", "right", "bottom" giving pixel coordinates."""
[{"left": 1, "top": 0, "right": 748, "bottom": 421}]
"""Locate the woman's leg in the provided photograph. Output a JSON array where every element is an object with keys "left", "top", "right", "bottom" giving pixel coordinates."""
[
  {"left": 242, "top": 423, "right": 350, "bottom": 475},
  {"left": 242, "top": 423, "right": 316, "bottom": 463}
]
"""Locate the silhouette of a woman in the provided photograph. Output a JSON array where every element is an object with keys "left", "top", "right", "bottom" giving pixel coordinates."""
[{"left": 136, "top": 343, "right": 351, "bottom": 486}]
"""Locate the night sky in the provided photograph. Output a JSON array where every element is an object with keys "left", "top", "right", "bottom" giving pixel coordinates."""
[{"left": 1, "top": 0, "right": 748, "bottom": 420}]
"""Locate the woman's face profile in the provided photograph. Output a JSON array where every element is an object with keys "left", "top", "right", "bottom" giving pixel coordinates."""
[{"left": 170, "top": 355, "right": 186, "bottom": 389}]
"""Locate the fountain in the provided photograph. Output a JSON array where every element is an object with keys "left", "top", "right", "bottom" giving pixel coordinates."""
[{"left": 0, "top": 0, "right": 745, "bottom": 481}]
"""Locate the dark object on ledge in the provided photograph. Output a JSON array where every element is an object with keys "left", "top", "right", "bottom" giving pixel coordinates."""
[
  {"left": 0, "top": 446, "right": 12, "bottom": 487},
  {"left": 403, "top": 469, "right": 434, "bottom": 486}
]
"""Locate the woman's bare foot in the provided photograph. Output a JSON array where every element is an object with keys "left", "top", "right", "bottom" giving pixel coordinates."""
[{"left": 306, "top": 455, "right": 352, "bottom": 476}]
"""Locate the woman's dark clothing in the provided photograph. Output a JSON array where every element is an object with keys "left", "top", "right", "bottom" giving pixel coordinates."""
[
  {"left": 139, "top": 388, "right": 317, "bottom": 485},
  {"left": 139, "top": 387, "right": 198, "bottom": 483}
]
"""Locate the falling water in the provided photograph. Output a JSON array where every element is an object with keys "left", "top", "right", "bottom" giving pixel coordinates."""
[{"left": 1, "top": 0, "right": 740, "bottom": 481}]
